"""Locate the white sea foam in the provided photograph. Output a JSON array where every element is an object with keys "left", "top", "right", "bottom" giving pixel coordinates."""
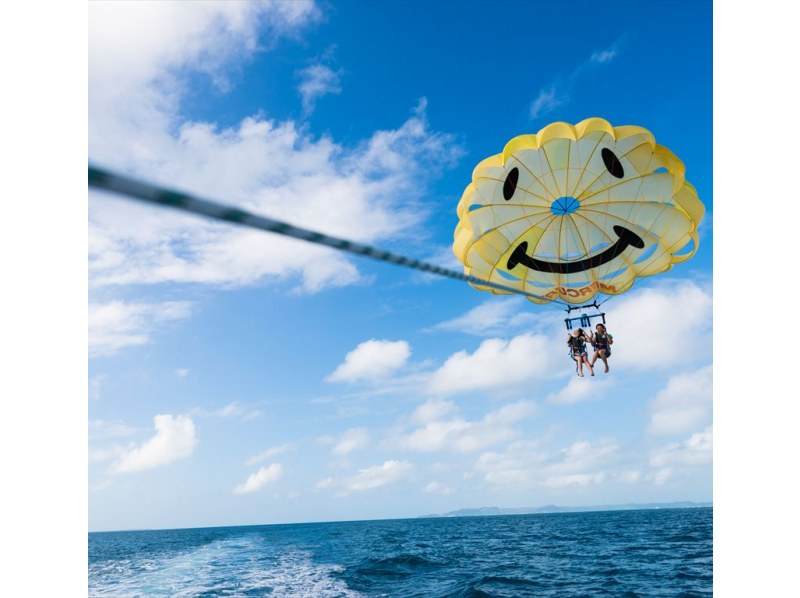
[
  {"left": 235, "top": 548, "right": 363, "bottom": 597},
  {"left": 89, "top": 535, "right": 363, "bottom": 597}
]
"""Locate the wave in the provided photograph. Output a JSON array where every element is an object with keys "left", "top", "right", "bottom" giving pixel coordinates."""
[{"left": 89, "top": 536, "right": 363, "bottom": 597}]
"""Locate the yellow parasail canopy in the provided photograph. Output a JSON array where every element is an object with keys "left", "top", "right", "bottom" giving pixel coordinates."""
[{"left": 453, "top": 117, "right": 705, "bottom": 305}]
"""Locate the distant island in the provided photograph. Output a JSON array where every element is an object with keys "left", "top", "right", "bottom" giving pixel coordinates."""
[{"left": 419, "top": 501, "right": 712, "bottom": 518}]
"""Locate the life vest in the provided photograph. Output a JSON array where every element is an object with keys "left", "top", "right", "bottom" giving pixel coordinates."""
[
  {"left": 568, "top": 336, "right": 587, "bottom": 354},
  {"left": 594, "top": 332, "right": 609, "bottom": 348},
  {"left": 593, "top": 332, "right": 612, "bottom": 354}
]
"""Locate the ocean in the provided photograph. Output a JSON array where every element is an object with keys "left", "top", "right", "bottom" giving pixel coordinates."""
[{"left": 88, "top": 507, "right": 712, "bottom": 597}]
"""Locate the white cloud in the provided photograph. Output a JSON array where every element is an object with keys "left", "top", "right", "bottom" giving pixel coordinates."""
[
  {"left": 344, "top": 460, "right": 412, "bottom": 492},
  {"left": 332, "top": 428, "right": 370, "bottom": 455},
  {"left": 89, "top": 2, "right": 320, "bottom": 126},
  {"left": 297, "top": 64, "right": 342, "bottom": 114},
  {"left": 317, "top": 460, "right": 413, "bottom": 496},
  {"left": 650, "top": 426, "right": 713, "bottom": 469},
  {"left": 529, "top": 87, "right": 561, "bottom": 119},
  {"left": 410, "top": 399, "right": 458, "bottom": 425},
  {"left": 90, "top": 105, "right": 458, "bottom": 293},
  {"left": 246, "top": 443, "right": 297, "bottom": 466},
  {"left": 547, "top": 376, "right": 613, "bottom": 405},
  {"left": 233, "top": 463, "right": 284, "bottom": 494},
  {"left": 529, "top": 38, "right": 623, "bottom": 120},
  {"left": 605, "top": 280, "right": 712, "bottom": 370},
  {"left": 648, "top": 365, "right": 713, "bottom": 436},
  {"left": 176, "top": 368, "right": 189, "bottom": 378},
  {"left": 428, "top": 333, "right": 557, "bottom": 396},
  {"left": 591, "top": 49, "right": 617, "bottom": 63},
  {"left": 387, "top": 399, "right": 537, "bottom": 454},
  {"left": 89, "top": 2, "right": 461, "bottom": 296},
  {"left": 89, "top": 300, "right": 192, "bottom": 357},
  {"left": 112, "top": 414, "right": 198, "bottom": 473},
  {"left": 475, "top": 438, "right": 620, "bottom": 489},
  {"left": 327, "top": 339, "right": 411, "bottom": 383},
  {"left": 429, "top": 297, "right": 539, "bottom": 337}
]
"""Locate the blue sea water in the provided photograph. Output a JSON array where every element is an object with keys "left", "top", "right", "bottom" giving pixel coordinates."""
[{"left": 88, "top": 507, "right": 712, "bottom": 597}]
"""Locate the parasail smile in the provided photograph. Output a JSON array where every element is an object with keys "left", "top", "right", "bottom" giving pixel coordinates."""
[{"left": 506, "top": 225, "right": 645, "bottom": 274}]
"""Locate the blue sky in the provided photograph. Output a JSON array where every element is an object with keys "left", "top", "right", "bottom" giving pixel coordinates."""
[{"left": 85, "top": 0, "right": 716, "bottom": 532}]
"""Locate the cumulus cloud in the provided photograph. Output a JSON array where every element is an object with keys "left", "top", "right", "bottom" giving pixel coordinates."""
[
  {"left": 410, "top": 399, "right": 458, "bottom": 425},
  {"left": 89, "top": 300, "right": 192, "bottom": 357},
  {"left": 650, "top": 426, "right": 713, "bottom": 469},
  {"left": 233, "top": 463, "right": 284, "bottom": 494},
  {"left": 327, "top": 339, "right": 411, "bottom": 383},
  {"left": 297, "top": 64, "right": 342, "bottom": 114},
  {"left": 605, "top": 280, "right": 712, "bottom": 370},
  {"left": 648, "top": 365, "right": 712, "bottom": 436},
  {"left": 89, "top": 2, "right": 461, "bottom": 296},
  {"left": 428, "top": 333, "right": 556, "bottom": 396},
  {"left": 648, "top": 427, "right": 712, "bottom": 486},
  {"left": 387, "top": 399, "right": 537, "bottom": 454},
  {"left": 112, "top": 414, "right": 198, "bottom": 473},
  {"left": 547, "top": 376, "right": 613, "bottom": 405},
  {"left": 475, "top": 438, "right": 620, "bottom": 489},
  {"left": 89, "top": 2, "right": 320, "bottom": 134}
]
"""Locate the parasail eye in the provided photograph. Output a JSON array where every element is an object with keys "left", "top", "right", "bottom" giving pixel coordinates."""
[
  {"left": 601, "top": 148, "right": 624, "bottom": 179},
  {"left": 503, "top": 167, "right": 519, "bottom": 200}
]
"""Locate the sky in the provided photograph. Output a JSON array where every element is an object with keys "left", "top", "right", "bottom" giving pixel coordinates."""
[
  {"left": 4, "top": 0, "right": 800, "bottom": 595},
  {"left": 85, "top": 0, "right": 716, "bottom": 533}
]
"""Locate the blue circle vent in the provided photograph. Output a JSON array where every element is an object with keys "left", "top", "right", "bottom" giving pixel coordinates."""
[{"left": 550, "top": 196, "right": 581, "bottom": 215}]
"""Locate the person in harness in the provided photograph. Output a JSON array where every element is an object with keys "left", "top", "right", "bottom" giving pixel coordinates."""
[
  {"left": 590, "top": 323, "right": 614, "bottom": 374},
  {"left": 567, "top": 328, "right": 595, "bottom": 377}
]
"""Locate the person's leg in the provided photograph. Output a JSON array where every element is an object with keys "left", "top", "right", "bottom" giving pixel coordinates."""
[
  {"left": 575, "top": 355, "right": 584, "bottom": 376},
  {"left": 585, "top": 355, "right": 595, "bottom": 376},
  {"left": 599, "top": 349, "right": 609, "bottom": 373}
]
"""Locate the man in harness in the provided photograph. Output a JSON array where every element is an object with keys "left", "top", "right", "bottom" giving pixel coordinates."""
[
  {"left": 590, "top": 323, "right": 614, "bottom": 374},
  {"left": 567, "top": 328, "right": 595, "bottom": 377}
]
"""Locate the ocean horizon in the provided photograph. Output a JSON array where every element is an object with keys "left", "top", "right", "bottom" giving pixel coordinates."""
[{"left": 89, "top": 501, "right": 712, "bottom": 534}]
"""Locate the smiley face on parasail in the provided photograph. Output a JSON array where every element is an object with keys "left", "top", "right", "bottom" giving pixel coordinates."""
[{"left": 453, "top": 118, "right": 705, "bottom": 304}]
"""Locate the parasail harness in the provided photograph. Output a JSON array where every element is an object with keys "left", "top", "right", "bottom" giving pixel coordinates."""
[{"left": 565, "top": 301, "right": 609, "bottom": 372}]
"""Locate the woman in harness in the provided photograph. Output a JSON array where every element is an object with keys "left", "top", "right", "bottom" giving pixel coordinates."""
[
  {"left": 590, "top": 323, "right": 614, "bottom": 374},
  {"left": 567, "top": 328, "right": 595, "bottom": 377}
]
